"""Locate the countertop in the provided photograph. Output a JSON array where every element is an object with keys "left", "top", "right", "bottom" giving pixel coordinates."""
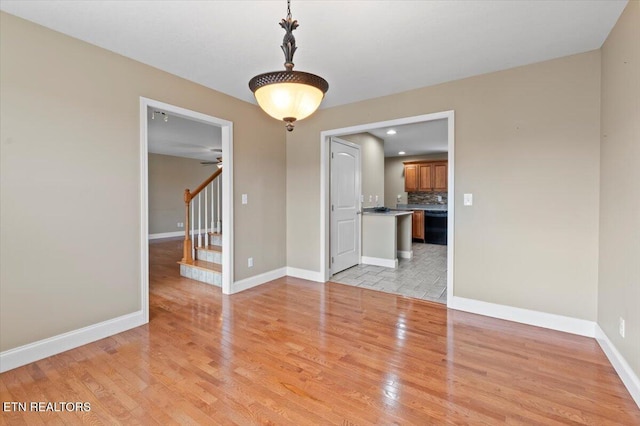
[
  {"left": 362, "top": 208, "right": 413, "bottom": 217},
  {"left": 396, "top": 204, "right": 448, "bottom": 212}
]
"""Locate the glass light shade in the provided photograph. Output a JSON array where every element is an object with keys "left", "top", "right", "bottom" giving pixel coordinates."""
[{"left": 254, "top": 82, "right": 324, "bottom": 122}]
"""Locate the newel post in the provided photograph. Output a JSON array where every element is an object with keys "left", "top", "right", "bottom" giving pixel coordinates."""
[{"left": 182, "top": 189, "right": 194, "bottom": 264}]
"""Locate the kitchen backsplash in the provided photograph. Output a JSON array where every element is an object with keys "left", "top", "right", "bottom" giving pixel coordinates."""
[{"left": 408, "top": 192, "right": 448, "bottom": 205}]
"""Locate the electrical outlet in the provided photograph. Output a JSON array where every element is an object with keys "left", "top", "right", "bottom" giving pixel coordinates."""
[
  {"left": 242, "top": 194, "right": 248, "bottom": 204},
  {"left": 619, "top": 317, "right": 626, "bottom": 338},
  {"left": 248, "top": 257, "right": 253, "bottom": 268},
  {"left": 177, "top": 222, "right": 184, "bottom": 228}
]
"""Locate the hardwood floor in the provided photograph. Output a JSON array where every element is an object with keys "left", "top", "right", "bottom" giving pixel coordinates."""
[{"left": 1, "top": 238, "right": 638, "bottom": 425}]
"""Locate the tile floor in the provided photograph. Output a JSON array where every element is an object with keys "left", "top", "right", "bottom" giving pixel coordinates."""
[{"left": 330, "top": 243, "right": 447, "bottom": 304}]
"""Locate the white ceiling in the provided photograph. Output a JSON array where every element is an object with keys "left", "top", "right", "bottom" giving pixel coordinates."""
[
  {"left": 147, "top": 108, "right": 222, "bottom": 162},
  {"left": 0, "top": 1, "right": 627, "bottom": 109},
  {"left": 367, "top": 119, "right": 448, "bottom": 158}
]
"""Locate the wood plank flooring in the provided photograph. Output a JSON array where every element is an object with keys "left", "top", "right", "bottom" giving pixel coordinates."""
[{"left": 1, "top": 238, "right": 638, "bottom": 424}]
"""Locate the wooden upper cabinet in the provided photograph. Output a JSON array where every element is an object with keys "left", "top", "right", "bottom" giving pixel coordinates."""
[
  {"left": 404, "top": 160, "right": 448, "bottom": 192},
  {"left": 433, "top": 162, "right": 447, "bottom": 191},
  {"left": 418, "top": 164, "right": 432, "bottom": 191},
  {"left": 404, "top": 164, "right": 418, "bottom": 192}
]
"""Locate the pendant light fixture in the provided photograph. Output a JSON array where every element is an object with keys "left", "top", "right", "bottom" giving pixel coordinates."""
[{"left": 249, "top": 0, "right": 329, "bottom": 132}]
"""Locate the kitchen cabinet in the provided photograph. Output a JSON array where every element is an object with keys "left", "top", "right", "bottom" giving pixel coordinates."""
[
  {"left": 403, "top": 161, "right": 448, "bottom": 192},
  {"left": 404, "top": 164, "right": 418, "bottom": 192},
  {"left": 433, "top": 163, "right": 447, "bottom": 191},
  {"left": 412, "top": 210, "right": 425, "bottom": 241},
  {"left": 418, "top": 164, "right": 432, "bottom": 191}
]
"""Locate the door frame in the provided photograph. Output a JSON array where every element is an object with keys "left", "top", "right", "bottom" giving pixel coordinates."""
[
  {"left": 329, "top": 137, "right": 362, "bottom": 275},
  {"left": 139, "top": 97, "right": 234, "bottom": 322},
  {"left": 320, "top": 110, "right": 455, "bottom": 305}
]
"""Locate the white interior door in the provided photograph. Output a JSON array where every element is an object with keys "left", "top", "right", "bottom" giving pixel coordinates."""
[{"left": 330, "top": 138, "right": 361, "bottom": 275}]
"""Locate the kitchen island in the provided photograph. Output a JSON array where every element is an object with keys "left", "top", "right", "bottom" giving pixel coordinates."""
[{"left": 362, "top": 210, "right": 413, "bottom": 268}]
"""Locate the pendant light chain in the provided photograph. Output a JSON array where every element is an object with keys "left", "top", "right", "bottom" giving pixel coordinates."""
[{"left": 287, "top": 0, "right": 292, "bottom": 20}]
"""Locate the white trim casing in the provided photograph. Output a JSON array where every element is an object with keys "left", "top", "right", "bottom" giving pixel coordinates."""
[
  {"left": 449, "top": 296, "right": 596, "bottom": 337},
  {"left": 139, "top": 100, "right": 150, "bottom": 323},
  {"left": 595, "top": 325, "right": 640, "bottom": 408},
  {"left": 446, "top": 114, "right": 455, "bottom": 304},
  {"left": 221, "top": 124, "right": 234, "bottom": 295},
  {"left": 320, "top": 111, "right": 455, "bottom": 293},
  {"left": 361, "top": 256, "right": 398, "bottom": 269},
  {"left": 0, "top": 311, "right": 145, "bottom": 373},
  {"left": 232, "top": 267, "right": 287, "bottom": 293},
  {"left": 139, "top": 97, "right": 233, "bottom": 295},
  {"left": 286, "top": 267, "right": 325, "bottom": 282}
]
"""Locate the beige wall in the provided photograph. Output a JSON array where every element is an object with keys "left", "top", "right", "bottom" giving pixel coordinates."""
[
  {"left": 598, "top": 1, "right": 640, "bottom": 377},
  {"left": 148, "top": 154, "right": 220, "bottom": 235},
  {"left": 385, "top": 153, "right": 448, "bottom": 207},
  {"left": 340, "top": 133, "right": 385, "bottom": 208},
  {"left": 287, "top": 50, "right": 601, "bottom": 321},
  {"left": 0, "top": 12, "right": 285, "bottom": 351}
]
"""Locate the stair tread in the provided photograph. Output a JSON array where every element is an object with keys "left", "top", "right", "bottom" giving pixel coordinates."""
[
  {"left": 196, "top": 244, "right": 222, "bottom": 252},
  {"left": 177, "top": 260, "right": 222, "bottom": 273}
]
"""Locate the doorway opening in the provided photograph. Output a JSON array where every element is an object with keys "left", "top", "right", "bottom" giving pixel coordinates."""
[
  {"left": 320, "top": 111, "right": 455, "bottom": 306},
  {"left": 139, "top": 97, "right": 234, "bottom": 322}
]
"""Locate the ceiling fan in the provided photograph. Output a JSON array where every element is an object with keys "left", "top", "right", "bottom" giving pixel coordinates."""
[
  {"left": 200, "top": 148, "right": 222, "bottom": 166},
  {"left": 201, "top": 156, "right": 222, "bottom": 168}
]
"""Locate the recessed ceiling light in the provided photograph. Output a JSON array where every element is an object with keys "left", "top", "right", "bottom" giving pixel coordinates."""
[
  {"left": 398, "top": 151, "right": 406, "bottom": 155},
  {"left": 386, "top": 129, "right": 397, "bottom": 135}
]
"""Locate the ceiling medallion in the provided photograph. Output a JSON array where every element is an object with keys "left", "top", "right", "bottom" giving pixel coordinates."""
[{"left": 249, "top": 0, "right": 329, "bottom": 132}]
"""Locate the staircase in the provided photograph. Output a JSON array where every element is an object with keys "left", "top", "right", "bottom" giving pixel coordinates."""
[{"left": 178, "top": 168, "right": 223, "bottom": 287}]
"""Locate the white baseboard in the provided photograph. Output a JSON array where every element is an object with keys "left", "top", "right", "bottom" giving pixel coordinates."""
[
  {"left": 448, "top": 296, "right": 596, "bottom": 337},
  {"left": 0, "top": 310, "right": 146, "bottom": 373},
  {"left": 149, "top": 231, "right": 184, "bottom": 240},
  {"left": 149, "top": 229, "right": 216, "bottom": 240},
  {"left": 595, "top": 325, "right": 640, "bottom": 408},
  {"left": 362, "top": 256, "right": 398, "bottom": 269},
  {"left": 397, "top": 250, "right": 413, "bottom": 259},
  {"left": 232, "top": 267, "right": 287, "bottom": 294},
  {"left": 286, "top": 267, "right": 325, "bottom": 282}
]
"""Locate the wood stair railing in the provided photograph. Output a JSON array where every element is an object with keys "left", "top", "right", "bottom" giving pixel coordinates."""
[{"left": 182, "top": 168, "right": 222, "bottom": 264}]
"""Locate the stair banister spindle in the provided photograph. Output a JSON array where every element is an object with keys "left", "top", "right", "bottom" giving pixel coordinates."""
[
  {"left": 217, "top": 178, "right": 221, "bottom": 233},
  {"left": 191, "top": 197, "right": 195, "bottom": 259},
  {"left": 205, "top": 184, "right": 209, "bottom": 247},
  {"left": 197, "top": 193, "right": 202, "bottom": 248},
  {"left": 211, "top": 182, "right": 217, "bottom": 232}
]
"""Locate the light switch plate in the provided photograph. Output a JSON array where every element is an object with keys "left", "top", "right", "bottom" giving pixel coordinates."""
[
  {"left": 464, "top": 193, "right": 473, "bottom": 206},
  {"left": 242, "top": 194, "right": 248, "bottom": 204}
]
